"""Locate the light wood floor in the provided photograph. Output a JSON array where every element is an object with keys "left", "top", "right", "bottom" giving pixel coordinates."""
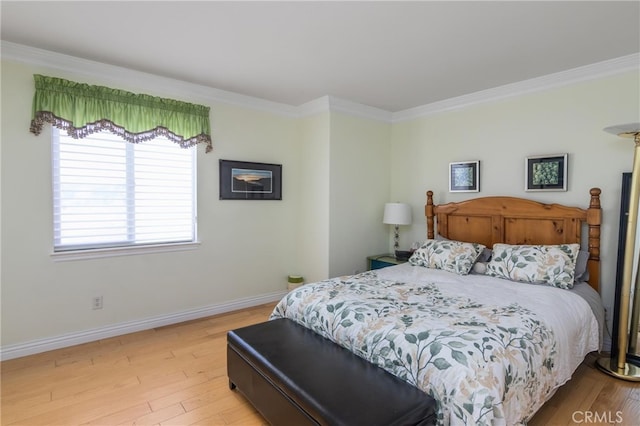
[{"left": 1, "top": 302, "right": 639, "bottom": 426}]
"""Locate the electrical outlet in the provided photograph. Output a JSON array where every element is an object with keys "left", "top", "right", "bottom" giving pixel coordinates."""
[{"left": 92, "top": 296, "right": 103, "bottom": 310}]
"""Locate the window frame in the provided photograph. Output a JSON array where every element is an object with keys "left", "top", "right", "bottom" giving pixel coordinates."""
[{"left": 51, "top": 129, "right": 199, "bottom": 261}]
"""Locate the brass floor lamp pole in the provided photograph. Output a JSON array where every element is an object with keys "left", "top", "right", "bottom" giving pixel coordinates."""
[{"left": 596, "top": 123, "right": 640, "bottom": 381}]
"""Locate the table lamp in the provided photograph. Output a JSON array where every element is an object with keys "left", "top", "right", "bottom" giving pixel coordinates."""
[{"left": 383, "top": 203, "right": 412, "bottom": 251}]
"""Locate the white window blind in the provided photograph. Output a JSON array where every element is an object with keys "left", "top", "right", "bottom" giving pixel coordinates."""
[{"left": 53, "top": 130, "right": 196, "bottom": 252}]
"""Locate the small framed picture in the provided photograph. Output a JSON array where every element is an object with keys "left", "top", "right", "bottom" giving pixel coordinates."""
[
  {"left": 219, "top": 159, "right": 282, "bottom": 200},
  {"left": 449, "top": 161, "right": 480, "bottom": 192},
  {"left": 525, "top": 154, "right": 567, "bottom": 192}
]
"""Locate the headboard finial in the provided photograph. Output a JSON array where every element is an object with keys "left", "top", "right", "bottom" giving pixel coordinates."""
[
  {"left": 589, "top": 187, "right": 602, "bottom": 209},
  {"left": 586, "top": 188, "right": 602, "bottom": 287},
  {"left": 426, "top": 191, "right": 434, "bottom": 239}
]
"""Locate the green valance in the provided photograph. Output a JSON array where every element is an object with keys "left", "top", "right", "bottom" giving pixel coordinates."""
[{"left": 30, "top": 74, "right": 213, "bottom": 152}]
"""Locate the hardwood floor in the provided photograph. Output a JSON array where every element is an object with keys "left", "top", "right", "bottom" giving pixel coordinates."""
[
  {"left": 1, "top": 302, "right": 639, "bottom": 425},
  {"left": 529, "top": 352, "right": 640, "bottom": 426},
  {"left": 1, "top": 303, "right": 275, "bottom": 426}
]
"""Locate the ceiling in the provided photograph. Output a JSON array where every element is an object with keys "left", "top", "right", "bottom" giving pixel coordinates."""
[{"left": 2, "top": 1, "right": 639, "bottom": 112}]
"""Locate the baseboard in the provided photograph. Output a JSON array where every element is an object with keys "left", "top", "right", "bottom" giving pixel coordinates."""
[{"left": 0, "top": 290, "right": 287, "bottom": 361}]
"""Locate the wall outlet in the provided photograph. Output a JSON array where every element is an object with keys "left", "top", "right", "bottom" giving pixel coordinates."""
[{"left": 92, "top": 296, "right": 103, "bottom": 310}]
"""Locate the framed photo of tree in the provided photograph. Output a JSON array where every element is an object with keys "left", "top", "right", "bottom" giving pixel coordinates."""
[
  {"left": 525, "top": 154, "right": 567, "bottom": 191},
  {"left": 449, "top": 160, "right": 480, "bottom": 192}
]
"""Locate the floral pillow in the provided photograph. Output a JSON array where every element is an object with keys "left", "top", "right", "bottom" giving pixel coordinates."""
[
  {"left": 486, "top": 243, "right": 580, "bottom": 289},
  {"left": 409, "top": 239, "right": 486, "bottom": 275},
  {"left": 437, "top": 233, "right": 492, "bottom": 263}
]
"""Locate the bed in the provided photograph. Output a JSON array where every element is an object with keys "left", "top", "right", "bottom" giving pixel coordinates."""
[{"left": 270, "top": 188, "right": 604, "bottom": 425}]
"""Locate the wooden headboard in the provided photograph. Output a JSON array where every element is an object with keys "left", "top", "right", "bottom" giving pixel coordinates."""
[{"left": 425, "top": 188, "right": 602, "bottom": 292}]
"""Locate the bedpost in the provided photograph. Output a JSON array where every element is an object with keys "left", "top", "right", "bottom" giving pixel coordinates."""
[
  {"left": 587, "top": 187, "right": 602, "bottom": 292},
  {"left": 426, "top": 191, "right": 435, "bottom": 239}
]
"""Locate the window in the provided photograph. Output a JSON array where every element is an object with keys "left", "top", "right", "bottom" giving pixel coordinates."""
[{"left": 52, "top": 129, "right": 197, "bottom": 252}]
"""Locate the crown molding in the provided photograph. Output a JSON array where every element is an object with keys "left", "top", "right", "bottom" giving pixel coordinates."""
[
  {"left": 297, "top": 95, "right": 393, "bottom": 123},
  {"left": 392, "top": 53, "right": 640, "bottom": 123},
  {"left": 2, "top": 41, "right": 638, "bottom": 124},
  {"left": 297, "top": 96, "right": 332, "bottom": 118},
  {"left": 326, "top": 96, "right": 393, "bottom": 123},
  {"left": 0, "top": 41, "right": 300, "bottom": 118}
]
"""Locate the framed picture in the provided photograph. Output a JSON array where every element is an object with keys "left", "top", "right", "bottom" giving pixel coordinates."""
[
  {"left": 449, "top": 160, "right": 480, "bottom": 192},
  {"left": 525, "top": 154, "right": 567, "bottom": 192},
  {"left": 219, "top": 160, "right": 282, "bottom": 200}
]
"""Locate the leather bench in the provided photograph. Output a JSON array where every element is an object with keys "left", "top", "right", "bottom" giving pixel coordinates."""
[{"left": 227, "top": 318, "right": 437, "bottom": 426}]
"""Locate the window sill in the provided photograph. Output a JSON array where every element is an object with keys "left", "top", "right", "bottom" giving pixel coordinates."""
[{"left": 51, "top": 241, "right": 201, "bottom": 262}]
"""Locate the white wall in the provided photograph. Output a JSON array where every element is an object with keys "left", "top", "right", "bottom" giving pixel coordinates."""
[
  {"left": 295, "top": 111, "right": 392, "bottom": 282},
  {"left": 296, "top": 113, "right": 331, "bottom": 283},
  {"left": 389, "top": 71, "right": 640, "bottom": 318},
  {"left": 0, "top": 60, "right": 300, "bottom": 350},
  {"left": 328, "top": 112, "right": 391, "bottom": 277}
]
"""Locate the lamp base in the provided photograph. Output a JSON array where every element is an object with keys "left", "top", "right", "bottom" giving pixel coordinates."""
[{"left": 596, "top": 356, "right": 640, "bottom": 382}]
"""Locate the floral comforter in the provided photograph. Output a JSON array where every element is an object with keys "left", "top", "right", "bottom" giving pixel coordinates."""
[{"left": 270, "top": 263, "right": 600, "bottom": 425}]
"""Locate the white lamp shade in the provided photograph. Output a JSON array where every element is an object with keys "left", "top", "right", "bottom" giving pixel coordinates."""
[{"left": 383, "top": 203, "right": 412, "bottom": 225}]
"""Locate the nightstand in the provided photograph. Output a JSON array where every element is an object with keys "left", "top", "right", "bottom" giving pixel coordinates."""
[{"left": 367, "top": 254, "right": 407, "bottom": 270}]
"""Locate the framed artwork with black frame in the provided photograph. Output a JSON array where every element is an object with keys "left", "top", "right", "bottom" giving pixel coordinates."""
[
  {"left": 219, "top": 160, "right": 282, "bottom": 200},
  {"left": 449, "top": 160, "right": 480, "bottom": 192},
  {"left": 525, "top": 154, "right": 567, "bottom": 192}
]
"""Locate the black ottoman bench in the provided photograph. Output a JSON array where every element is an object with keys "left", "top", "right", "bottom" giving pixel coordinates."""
[{"left": 227, "top": 318, "right": 437, "bottom": 426}]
